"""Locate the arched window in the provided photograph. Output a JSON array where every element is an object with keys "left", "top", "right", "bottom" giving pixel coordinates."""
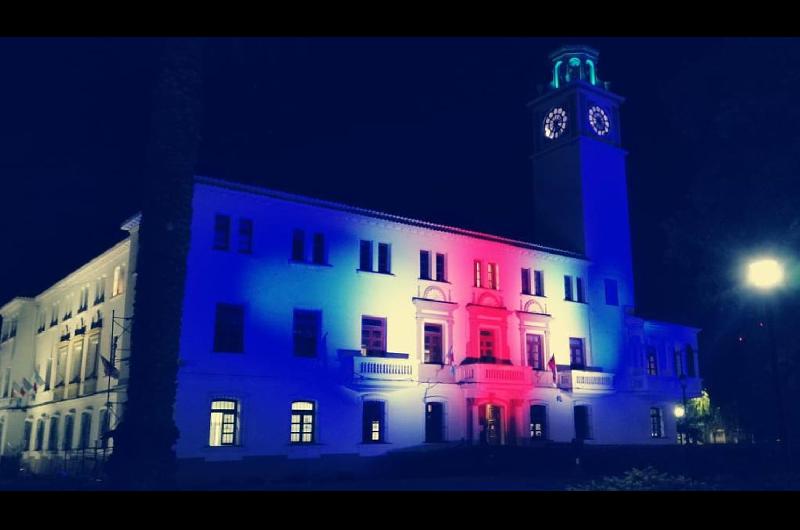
[
  {"left": 79, "top": 412, "right": 92, "bottom": 449},
  {"left": 63, "top": 414, "right": 75, "bottom": 451},
  {"left": 35, "top": 419, "right": 45, "bottom": 451},
  {"left": 48, "top": 416, "right": 60, "bottom": 451},
  {"left": 22, "top": 420, "right": 33, "bottom": 451},
  {"left": 290, "top": 401, "right": 316, "bottom": 444}
]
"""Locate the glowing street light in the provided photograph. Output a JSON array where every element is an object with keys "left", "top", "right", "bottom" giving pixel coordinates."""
[
  {"left": 673, "top": 405, "right": 685, "bottom": 419},
  {"left": 747, "top": 258, "right": 784, "bottom": 290}
]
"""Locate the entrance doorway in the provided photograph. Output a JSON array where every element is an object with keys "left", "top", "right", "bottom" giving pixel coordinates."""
[{"left": 480, "top": 404, "right": 503, "bottom": 445}]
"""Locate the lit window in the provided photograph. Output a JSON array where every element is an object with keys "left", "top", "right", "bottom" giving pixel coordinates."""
[
  {"left": 361, "top": 316, "right": 387, "bottom": 355},
  {"left": 112, "top": 265, "right": 126, "bottom": 297},
  {"left": 473, "top": 260, "right": 482, "bottom": 288},
  {"left": 526, "top": 334, "right": 544, "bottom": 370},
  {"left": 530, "top": 405, "right": 547, "bottom": 440},
  {"left": 209, "top": 399, "right": 239, "bottom": 447},
  {"left": 479, "top": 329, "right": 495, "bottom": 361},
  {"left": 424, "top": 323, "right": 443, "bottom": 364},
  {"left": 650, "top": 407, "right": 663, "bottom": 438},
  {"left": 290, "top": 401, "right": 315, "bottom": 444}
]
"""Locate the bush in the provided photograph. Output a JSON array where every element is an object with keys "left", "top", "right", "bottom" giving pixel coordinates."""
[{"left": 567, "top": 466, "right": 713, "bottom": 491}]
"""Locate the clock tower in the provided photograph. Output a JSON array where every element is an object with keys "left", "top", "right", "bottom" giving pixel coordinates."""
[{"left": 530, "top": 46, "right": 634, "bottom": 370}]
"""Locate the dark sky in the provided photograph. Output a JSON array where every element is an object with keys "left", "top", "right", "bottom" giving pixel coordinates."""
[{"left": 0, "top": 37, "right": 728, "bottom": 324}]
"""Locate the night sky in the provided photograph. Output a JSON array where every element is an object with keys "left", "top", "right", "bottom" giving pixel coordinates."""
[{"left": 0, "top": 37, "right": 764, "bottom": 327}]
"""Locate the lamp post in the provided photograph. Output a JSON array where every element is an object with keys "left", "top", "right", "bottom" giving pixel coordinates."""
[
  {"left": 746, "top": 258, "right": 789, "bottom": 465},
  {"left": 676, "top": 374, "right": 688, "bottom": 445}
]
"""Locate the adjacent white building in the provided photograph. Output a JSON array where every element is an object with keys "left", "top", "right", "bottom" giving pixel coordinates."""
[{"left": 0, "top": 45, "right": 702, "bottom": 475}]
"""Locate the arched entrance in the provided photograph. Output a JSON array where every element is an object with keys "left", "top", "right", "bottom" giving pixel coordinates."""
[{"left": 479, "top": 403, "right": 503, "bottom": 446}]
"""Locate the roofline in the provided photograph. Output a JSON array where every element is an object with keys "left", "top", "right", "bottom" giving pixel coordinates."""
[{"left": 194, "top": 175, "right": 587, "bottom": 260}]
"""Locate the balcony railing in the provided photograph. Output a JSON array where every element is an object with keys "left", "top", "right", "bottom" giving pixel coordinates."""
[
  {"left": 353, "top": 355, "right": 415, "bottom": 382},
  {"left": 558, "top": 368, "right": 615, "bottom": 393},
  {"left": 456, "top": 363, "right": 532, "bottom": 385}
]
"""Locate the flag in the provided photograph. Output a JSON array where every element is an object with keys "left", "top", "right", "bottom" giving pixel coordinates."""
[
  {"left": 21, "top": 377, "right": 33, "bottom": 392},
  {"left": 448, "top": 345, "right": 456, "bottom": 377},
  {"left": 13, "top": 381, "right": 25, "bottom": 397},
  {"left": 548, "top": 354, "right": 558, "bottom": 385},
  {"left": 33, "top": 371, "right": 45, "bottom": 392},
  {"left": 10, "top": 382, "right": 18, "bottom": 397},
  {"left": 101, "top": 356, "right": 120, "bottom": 378}
]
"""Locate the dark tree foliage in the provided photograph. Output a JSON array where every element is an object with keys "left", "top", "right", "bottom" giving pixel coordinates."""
[
  {"left": 106, "top": 38, "right": 204, "bottom": 487},
  {"left": 661, "top": 39, "right": 800, "bottom": 443}
]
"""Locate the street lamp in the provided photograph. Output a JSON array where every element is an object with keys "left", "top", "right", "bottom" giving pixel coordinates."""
[
  {"left": 745, "top": 257, "right": 788, "bottom": 463},
  {"left": 675, "top": 374, "right": 689, "bottom": 445}
]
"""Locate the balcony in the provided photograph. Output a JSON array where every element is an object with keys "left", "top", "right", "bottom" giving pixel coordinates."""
[
  {"left": 456, "top": 363, "right": 532, "bottom": 385},
  {"left": 339, "top": 349, "right": 416, "bottom": 384},
  {"left": 557, "top": 368, "right": 615, "bottom": 393}
]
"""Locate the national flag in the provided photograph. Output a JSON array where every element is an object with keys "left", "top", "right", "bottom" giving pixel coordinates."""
[
  {"left": 101, "top": 356, "right": 120, "bottom": 378},
  {"left": 33, "top": 371, "right": 45, "bottom": 392},
  {"left": 14, "top": 381, "right": 25, "bottom": 397},
  {"left": 21, "top": 377, "right": 33, "bottom": 392},
  {"left": 548, "top": 354, "right": 558, "bottom": 385},
  {"left": 448, "top": 345, "right": 456, "bottom": 377}
]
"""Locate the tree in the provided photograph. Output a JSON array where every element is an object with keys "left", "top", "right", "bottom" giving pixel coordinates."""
[{"left": 106, "top": 38, "right": 204, "bottom": 488}]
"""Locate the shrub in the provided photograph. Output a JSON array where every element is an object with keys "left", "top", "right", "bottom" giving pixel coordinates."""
[{"left": 567, "top": 466, "right": 713, "bottom": 491}]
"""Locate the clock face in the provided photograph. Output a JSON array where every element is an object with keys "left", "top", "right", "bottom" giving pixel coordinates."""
[
  {"left": 588, "top": 105, "right": 610, "bottom": 136},
  {"left": 543, "top": 107, "right": 568, "bottom": 140}
]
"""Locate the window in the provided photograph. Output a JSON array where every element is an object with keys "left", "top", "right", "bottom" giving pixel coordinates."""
[
  {"left": 526, "top": 334, "right": 544, "bottom": 370},
  {"left": 419, "top": 250, "right": 431, "bottom": 280},
  {"left": 312, "top": 233, "right": 326, "bottom": 264},
  {"left": 574, "top": 405, "right": 592, "bottom": 441},
  {"left": 48, "top": 416, "right": 59, "bottom": 451},
  {"left": 50, "top": 303, "right": 59, "bottom": 327},
  {"left": 425, "top": 402, "right": 444, "bottom": 443},
  {"left": 94, "top": 277, "right": 105, "bottom": 305},
  {"left": 292, "top": 229, "right": 305, "bottom": 261},
  {"left": 209, "top": 400, "right": 239, "bottom": 447},
  {"left": 112, "top": 265, "right": 125, "bottom": 297},
  {"left": 63, "top": 414, "right": 74, "bottom": 450},
  {"left": 213, "top": 304, "right": 245, "bottom": 353},
  {"left": 293, "top": 310, "right": 321, "bottom": 357},
  {"left": 79, "top": 286, "right": 89, "bottom": 313},
  {"left": 569, "top": 338, "right": 585, "bottom": 369},
  {"left": 650, "top": 407, "right": 664, "bottom": 438},
  {"left": 213, "top": 214, "right": 230, "bottom": 250},
  {"left": 564, "top": 275, "right": 574, "bottom": 301},
  {"left": 378, "top": 243, "right": 391, "bottom": 273},
  {"left": 36, "top": 418, "right": 47, "bottom": 451},
  {"left": 362, "top": 401, "right": 385, "bottom": 443},
  {"left": 487, "top": 263, "right": 499, "bottom": 290},
  {"left": 2, "top": 368, "right": 9, "bottom": 398},
  {"left": 530, "top": 405, "right": 547, "bottom": 440},
  {"left": 80, "top": 412, "right": 92, "bottom": 449},
  {"left": 63, "top": 298, "right": 72, "bottom": 320},
  {"left": 674, "top": 349, "right": 683, "bottom": 376},
  {"left": 238, "top": 218, "right": 253, "bottom": 254},
  {"left": 98, "top": 409, "right": 110, "bottom": 448},
  {"left": 359, "top": 240, "right": 373, "bottom": 271},
  {"left": 44, "top": 358, "right": 52, "bottom": 391},
  {"left": 424, "top": 323, "right": 443, "bottom": 364},
  {"left": 435, "top": 253, "right": 446, "bottom": 282},
  {"left": 70, "top": 339, "right": 85, "bottom": 384},
  {"left": 534, "top": 270, "right": 545, "bottom": 296},
  {"left": 473, "top": 260, "right": 482, "bottom": 288},
  {"left": 576, "top": 277, "right": 586, "bottom": 303},
  {"left": 56, "top": 345, "right": 68, "bottom": 388},
  {"left": 604, "top": 278, "right": 619, "bottom": 306},
  {"left": 646, "top": 347, "right": 658, "bottom": 376},
  {"left": 290, "top": 401, "right": 315, "bottom": 444},
  {"left": 37, "top": 310, "right": 46, "bottom": 333},
  {"left": 85, "top": 334, "right": 100, "bottom": 379},
  {"left": 23, "top": 420, "right": 33, "bottom": 451},
  {"left": 521, "top": 268, "right": 532, "bottom": 295},
  {"left": 479, "top": 329, "right": 495, "bottom": 361},
  {"left": 686, "top": 345, "right": 696, "bottom": 377},
  {"left": 361, "top": 317, "right": 386, "bottom": 355}
]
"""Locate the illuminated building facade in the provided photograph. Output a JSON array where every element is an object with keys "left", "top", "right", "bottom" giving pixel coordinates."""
[{"left": 0, "top": 46, "right": 701, "bottom": 473}]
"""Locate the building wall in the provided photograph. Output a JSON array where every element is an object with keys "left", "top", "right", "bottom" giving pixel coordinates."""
[{"left": 172, "top": 179, "right": 702, "bottom": 461}]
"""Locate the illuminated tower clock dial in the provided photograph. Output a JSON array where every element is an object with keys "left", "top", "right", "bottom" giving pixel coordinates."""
[
  {"left": 543, "top": 107, "right": 568, "bottom": 139},
  {"left": 588, "top": 105, "right": 610, "bottom": 136}
]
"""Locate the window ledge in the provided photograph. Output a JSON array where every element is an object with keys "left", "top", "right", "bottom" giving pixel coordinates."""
[
  {"left": 356, "top": 269, "right": 394, "bottom": 276},
  {"left": 289, "top": 259, "right": 332, "bottom": 268},
  {"left": 419, "top": 278, "right": 450, "bottom": 284}
]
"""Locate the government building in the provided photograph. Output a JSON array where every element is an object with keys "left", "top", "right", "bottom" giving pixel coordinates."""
[{"left": 0, "top": 46, "right": 702, "bottom": 476}]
